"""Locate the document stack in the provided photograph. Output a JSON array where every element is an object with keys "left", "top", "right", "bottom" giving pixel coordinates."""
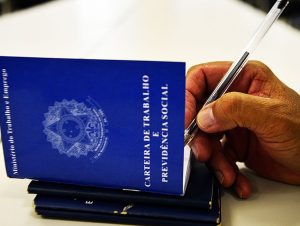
[{"left": 0, "top": 56, "right": 221, "bottom": 225}]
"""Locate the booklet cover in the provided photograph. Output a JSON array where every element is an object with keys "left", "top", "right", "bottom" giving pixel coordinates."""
[
  {"left": 35, "top": 207, "right": 220, "bottom": 226},
  {"left": 28, "top": 158, "right": 214, "bottom": 210},
  {"left": 30, "top": 158, "right": 221, "bottom": 226},
  {"left": 34, "top": 187, "right": 220, "bottom": 226},
  {"left": 0, "top": 56, "right": 188, "bottom": 195}
]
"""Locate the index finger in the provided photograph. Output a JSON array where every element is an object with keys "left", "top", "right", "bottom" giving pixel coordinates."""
[
  {"left": 185, "top": 61, "right": 276, "bottom": 127},
  {"left": 185, "top": 62, "right": 231, "bottom": 127}
]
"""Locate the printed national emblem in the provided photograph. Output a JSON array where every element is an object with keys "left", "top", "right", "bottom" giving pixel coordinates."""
[{"left": 43, "top": 98, "right": 108, "bottom": 160}]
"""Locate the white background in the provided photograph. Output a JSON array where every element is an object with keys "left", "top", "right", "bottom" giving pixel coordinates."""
[{"left": 0, "top": 0, "right": 300, "bottom": 225}]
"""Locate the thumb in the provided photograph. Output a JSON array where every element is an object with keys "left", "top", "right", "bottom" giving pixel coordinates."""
[{"left": 197, "top": 92, "right": 273, "bottom": 134}]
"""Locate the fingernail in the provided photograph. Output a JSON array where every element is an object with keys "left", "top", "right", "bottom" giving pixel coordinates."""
[
  {"left": 239, "top": 191, "right": 244, "bottom": 199},
  {"left": 197, "top": 107, "right": 215, "bottom": 129},
  {"left": 215, "top": 171, "right": 224, "bottom": 185},
  {"left": 235, "top": 186, "right": 244, "bottom": 199}
]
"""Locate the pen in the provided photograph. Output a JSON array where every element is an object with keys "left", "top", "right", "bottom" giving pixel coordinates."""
[{"left": 184, "top": 0, "right": 289, "bottom": 146}]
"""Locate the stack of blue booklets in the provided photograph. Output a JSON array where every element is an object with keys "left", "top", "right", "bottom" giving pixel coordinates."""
[
  {"left": 28, "top": 156, "right": 221, "bottom": 226},
  {"left": 0, "top": 56, "right": 221, "bottom": 225}
]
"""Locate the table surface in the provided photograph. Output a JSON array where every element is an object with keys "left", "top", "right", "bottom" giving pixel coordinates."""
[{"left": 0, "top": 0, "right": 300, "bottom": 226}]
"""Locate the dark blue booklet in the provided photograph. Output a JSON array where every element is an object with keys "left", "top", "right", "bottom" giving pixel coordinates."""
[
  {"left": 34, "top": 193, "right": 220, "bottom": 223},
  {"left": 34, "top": 186, "right": 220, "bottom": 225},
  {"left": 33, "top": 180, "right": 221, "bottom": 226},
  {"left": 0, "top": 56, "right": 189, "bottom": 195},
  {"left": 28, "top": 159, "right": 215, "bottom": 210},
  {"left": 35, "top": 207, "right": 220, "bottom": 226}
]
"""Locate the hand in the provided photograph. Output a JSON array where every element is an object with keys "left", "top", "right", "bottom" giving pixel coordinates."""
[{"left": 186, "top": 61, "right": 300, "bottom": 199}]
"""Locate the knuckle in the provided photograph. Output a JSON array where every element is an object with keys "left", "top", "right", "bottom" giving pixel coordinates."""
[
  {"left": 186, "top": 64, "right": 201, "bottom": 77},
  {"left": 215, "top": 92, "right": 254, "bottom": 129},
  {"left": 249, "top": 60, "right": 267, "bottom": 68},
  {"left": 248, "top": 60, "right": 268, "bottom": 71},
  {"left": 217, "top": 92, "right": 242, "bottom": 119},
  {"left": 248, "top": 60, "right": 273, "bottom": 78}
]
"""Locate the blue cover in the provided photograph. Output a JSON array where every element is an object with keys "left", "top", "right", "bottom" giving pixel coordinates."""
[
  {"left": 35, "top": 208, "right": 219, "bottom": 226},
  {"left": 33, "top": 171, "right": 221, "bottom": 225},
  {"left": 34, "top": 191, "right": 220, "bottom": 225},
  {"left": 34, "top": 193, "right": 220, "bottom": 223},
  {"left": 0, "top": 56, "right": 186, "bottom": 195},
  {"left": 28, "top": 159, "right": 215, "bottom": 209}
]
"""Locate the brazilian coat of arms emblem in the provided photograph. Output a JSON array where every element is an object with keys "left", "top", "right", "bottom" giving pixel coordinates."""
[{"left": 43, "top": 98, "right": 108, "bottom": 160}]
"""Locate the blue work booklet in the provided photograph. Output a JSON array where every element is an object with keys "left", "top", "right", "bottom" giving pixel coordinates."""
[
  {"left": 31, "top": 159, "right": 221, "bottom": 226},
  {"left": 0, "top": 56, "right": 190, "bottom": 195},
  {"left": 28, "top": 158, "right": 215, "bottom": 210}
]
